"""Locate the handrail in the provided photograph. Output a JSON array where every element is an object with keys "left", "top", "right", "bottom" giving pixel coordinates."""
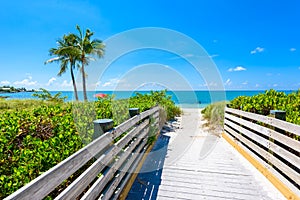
[
  {"left": 224, "top": 107, "right": 300, "bottom": 197},
  {"left": 5, "top": 106, "right": 160, "bottom": 200}
]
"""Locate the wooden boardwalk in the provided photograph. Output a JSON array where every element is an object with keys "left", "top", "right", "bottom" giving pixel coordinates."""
[
  {"left": 7, "top": 106, "right": 297, "bottom": 199},
  {"left": 127, "top": 109, "right": 286, "bottom": 200}
]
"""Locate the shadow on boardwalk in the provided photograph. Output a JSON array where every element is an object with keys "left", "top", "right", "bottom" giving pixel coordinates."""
[
  {"left": 126, "top": 108, "right": 285, "bottom": 200},
  {"left": 126, "top": 127, "right": 172, "bottom": 199}
]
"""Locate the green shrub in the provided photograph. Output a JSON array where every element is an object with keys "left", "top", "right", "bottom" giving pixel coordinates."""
[
  {"left": 129, "top": 90, "right": 181, "bottom": 120},
  {"left": 0, "top": 90, "right": 180, "bottom": 198},
  {"left": 230, "top": 89, "right": 300, "bottom": 125},
  {"left": 32, "top": 88, "right": 67, "bottom": 103}
]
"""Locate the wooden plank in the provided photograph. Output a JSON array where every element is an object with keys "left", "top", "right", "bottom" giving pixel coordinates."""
[
  {"left": 112, "top": 150, "right": 146, "bottom": 200},
  {"left": 225, "top": 112, "right": 300, "bottom": 152},
  {"left": 225, "top": 119, "right": 300, "bottom": 168},
  {"left": 223, "top": 132, "right": 300, "bottom": 197},
  {"left": 226, "top": 107, "right": 300, "bottom": 137},
  {"left": 116, "top": 130, "right": 161, "bottom": 200},
  {"left": 54, "top": 119, "right": 149, "bottom": 200},
  {"left": 102, "top": 140, "right": 148, "bottom": 200},
  {"left": 5, "top": 106, "right": 158, "bottom": 200},
  {"left": 113, "top": 106, "right": 159, "bottom": 139},
  {"left": 224, "top": 125, "right": 300, "bottom": 186},
  {"left": 152, "top": 111, "right": 159, "bottom": 119},
  {"left": 81, "top": 127, "right": 149, "bottom": 200},
  {"left": 222, "top": 132, "right": 300, "bottom": 200},
  {"left": 5, "top": 133, "right": 113, "bottom": 200}
]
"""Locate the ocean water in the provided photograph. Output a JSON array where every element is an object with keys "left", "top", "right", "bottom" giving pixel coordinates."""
[{"left": 0, "top": 90, "right": 294, "bottom": 108}]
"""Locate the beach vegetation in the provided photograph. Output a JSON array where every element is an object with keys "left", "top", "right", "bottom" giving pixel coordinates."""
[
  {"left": 32, "top": 88, "right": 67, "bottom": 103},
  {"left": 202, "top": 89, "right": 300, "bottom": 136},
  {"left": 229, "top": 89, "right": 300, "bottom": 125},
  {"left": 129, "top": 90, "right": 182, "bottom": 120},
  {"left": 0, "top": 90, "right": 179, "bottom": 198},
  {"left": 201, "top": 101, "right": 226, "bottom": 133}
]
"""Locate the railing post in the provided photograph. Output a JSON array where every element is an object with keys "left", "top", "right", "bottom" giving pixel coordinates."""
[
  {"left": 129, "top": 108, "right": 140, "bottom": 118},
  {"left": 270, "top": 110, "right": 286, "bottom": 121},
  {"left": 268, "top": 110, "right": 286, "bottom": 166},
  {"left": 93, "top": 119, "right": 114, "bottom": 139},
  {"left": 270, "top": 110, "right": 286, "bottom": 134}
]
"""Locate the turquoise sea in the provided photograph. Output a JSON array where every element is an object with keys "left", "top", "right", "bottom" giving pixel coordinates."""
[{"left": 0, "top": 90, "right": 294, "bottom": 108}]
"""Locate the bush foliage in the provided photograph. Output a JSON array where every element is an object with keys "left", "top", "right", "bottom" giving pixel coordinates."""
[
  {"left": 201, "top": 89, "right": 300, "bottom": 134},
  {"left": 0, "top": 90, "right": 180, "bottom": 198},
  {"left": 229, "top": 89, "right": 300, "bottom": 125}
]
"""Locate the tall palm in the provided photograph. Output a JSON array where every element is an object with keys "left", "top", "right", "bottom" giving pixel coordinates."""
[
  {"left": 45, "top": 34, "right": 80, "bottom": 101},
  {"left": 73, "top": 25, "right": 105, "bottom": 101}
]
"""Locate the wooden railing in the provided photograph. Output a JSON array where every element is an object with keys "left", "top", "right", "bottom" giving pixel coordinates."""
[
  {"left": 5, "top": 106, "right": 160, "bottom": 200},
  {"left": 224, "top": 107, "right": 300, "bottom": 196}
]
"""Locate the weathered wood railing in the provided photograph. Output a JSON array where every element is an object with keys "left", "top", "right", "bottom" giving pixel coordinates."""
[
  {"left": 5, "top": 106, "right": 160, "bottom": 200},
  {"left": 224, "top": 107, "right": 300, "bottom": 197}
]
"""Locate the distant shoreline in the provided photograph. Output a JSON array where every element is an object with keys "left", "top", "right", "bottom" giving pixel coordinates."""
[
  {"left": 0, "top": 90, "right": 296, "bottom": 106},
  {"left": 0, "top": 86, "right": 36, "bottom": 94},
  {"left": 0, "top": 91, "right": 34, "bottom": 94}
]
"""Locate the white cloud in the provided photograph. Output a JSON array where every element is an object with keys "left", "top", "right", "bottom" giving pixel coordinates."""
[
  {"left": 102, "top": 78, "right": 120, "bottom": 87},
  {"left": 250, "top": 47, "right": 264, "bottom": 54},
  {"left": 14, "top": 78, "right": 37, "bottom": 86},
  {"left": 96, "top": 81, "right": 101, "bottom": 86},
  {"left": 46, "top": 77, "right": 56, "bottom": 86},
  {"left": 61, "top": 80, "right": 72, "bottom": 87},
  {"left": 290, "top": 48, "right": 296, "bottom": 52},
  {"left": 255, "top": 84, "right": 260, "bottom": 87},
  {"left": 213, "top": 39, "right": 218, "bottom": 43},
  {"left": 224, "top": 79, "right": 232, "bottom": 86},
  {"left": 25, "top": 73, "right": 33, "bottom": 80},
  {"left": 228, "top": 66, "right": 246, "bottom": 72},
  {"left": 0, "top": 80, "right": 10, "bottom": 85},
  {"left": 242, "top": 81, "right": 248, "bottom": 85},
  {"left": 102, "top": 82, "right": 111, "bottom": 87},
  {"left": 273, "top": 84, "right": 278, "bottom": 87}
]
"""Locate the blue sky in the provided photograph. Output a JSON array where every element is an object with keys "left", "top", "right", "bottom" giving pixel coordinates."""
[{"left": 0, "top": 0, "right": 299, "bottom": 91}]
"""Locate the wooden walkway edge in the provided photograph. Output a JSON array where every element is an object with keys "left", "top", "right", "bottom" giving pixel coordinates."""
[{"left": 126, "top": 108, "right": 287, "bottom": 200}]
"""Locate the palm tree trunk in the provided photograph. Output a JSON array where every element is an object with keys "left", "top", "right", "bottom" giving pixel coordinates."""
[
  {"left": 82, "top": 62, "right": 88, "bottom": 101},
  {"left": 70, "top": 66, "right": 79, "bottom": 101}
]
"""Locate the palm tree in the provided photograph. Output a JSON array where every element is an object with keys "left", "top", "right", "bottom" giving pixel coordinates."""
[
  {"left": 73, "top": 25, "right": 105, "bottom": 101},
  {"left": 45, "top": 34, "right": 80, "bottom": 101}
]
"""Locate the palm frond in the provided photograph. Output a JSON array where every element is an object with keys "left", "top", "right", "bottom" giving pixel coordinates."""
[
  {"left": 44, "top": 57, "right": 62, "bottom": 65},
  {"left": 57, "top": 59, "right": 68, "bottom": 76},
  {"left": 76, "top": 25, "right": 83, "bottom": 41}
]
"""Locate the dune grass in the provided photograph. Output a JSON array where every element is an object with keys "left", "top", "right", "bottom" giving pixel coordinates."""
[
  {"left": 201, "top": 101, "right": 227, "bottom": 133},
  {"left": 0, "top": 99, "right": 61, "bottom": 112}
]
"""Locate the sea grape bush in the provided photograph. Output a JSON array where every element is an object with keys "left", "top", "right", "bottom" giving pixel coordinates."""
[
  {"left": 129, "top": 90, "right": 181, "bottom": 120},
  {"left": 0, "top": 104, "right": 83, "bottom": 198},
  {"left": 229, "top": 89, "right": 300, "bottom": 125},
  {"left": 0, "top": 91, "right": 180, "bottom": 198}
]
